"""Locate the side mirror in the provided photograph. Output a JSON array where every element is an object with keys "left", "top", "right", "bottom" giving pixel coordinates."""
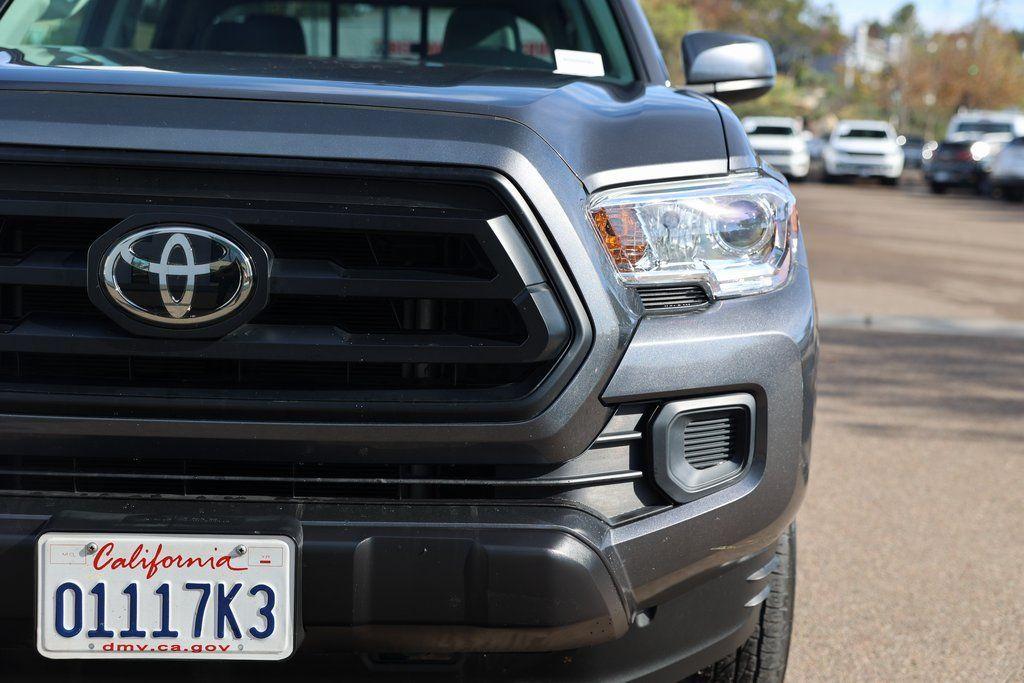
[{"left": 681, "top": 31, "right": 776, "bottom": 104}]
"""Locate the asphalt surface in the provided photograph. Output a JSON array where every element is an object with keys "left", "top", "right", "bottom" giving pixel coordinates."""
[
  {"left": 797, "top": 178, "right": 1024, "bottom": 324},
  {"left": 787, "top": 177, "right": 1024, "bottom": 681}
]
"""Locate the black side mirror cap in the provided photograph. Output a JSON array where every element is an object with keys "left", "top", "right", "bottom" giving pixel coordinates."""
[{"left": 681, "top": 31, "right": 777, "bottom": 104}]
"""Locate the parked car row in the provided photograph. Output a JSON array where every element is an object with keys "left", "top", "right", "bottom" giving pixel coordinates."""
[
  {"left": 744, "top": 110, "right": 1024, "bottom": 201},
  {"left": 745, "top": 117, "right": 905, "bottom": 185}
]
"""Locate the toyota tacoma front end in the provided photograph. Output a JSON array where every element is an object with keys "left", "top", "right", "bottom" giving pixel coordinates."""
[{"left": 0, "top": 1, "right": 816, "bottom": 680}]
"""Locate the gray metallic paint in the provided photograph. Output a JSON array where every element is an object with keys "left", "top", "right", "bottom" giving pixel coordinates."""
[
  {"left": 604, "top": 250, "right": 816, "bottom": 607},
  {"left": 0, "top": 51, "right": 729, "bottom": 192}
]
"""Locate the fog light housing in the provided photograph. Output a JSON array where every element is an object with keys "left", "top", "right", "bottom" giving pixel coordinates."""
[{"left": 650, "top": 394, "right": 755, "bottom": 503}]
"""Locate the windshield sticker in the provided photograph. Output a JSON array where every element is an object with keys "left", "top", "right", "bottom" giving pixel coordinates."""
[{"left": 554, "top": 49, "right": 605, "bottom": 78}]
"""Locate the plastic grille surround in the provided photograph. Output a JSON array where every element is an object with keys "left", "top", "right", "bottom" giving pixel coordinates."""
[{"left": 0, "top": 152, "right": 579, "bottom": 421}]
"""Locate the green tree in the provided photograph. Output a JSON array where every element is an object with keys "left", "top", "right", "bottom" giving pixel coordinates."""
[
  {"left": 688, "top": 0, "right": 846, "bottom": 78},
  {"left": 639, "top": 0, "right": 699, "bottom": 84},
  {"left": 640, "top": 0, "right": 846, "bottom": 85},
  {"left": 890, "top": 3, "right": 919, "bottom": 35}
]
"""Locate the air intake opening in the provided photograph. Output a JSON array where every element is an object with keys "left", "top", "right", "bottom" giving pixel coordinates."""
[
  {"left": 637, "top": 284, "right": 711, "bottom": 312},
  {"left": 681, "top": 410, "right": 747, "bottom": 470},
  {"left": 650, "top": 394, "right": 756, "bottom": 503}
]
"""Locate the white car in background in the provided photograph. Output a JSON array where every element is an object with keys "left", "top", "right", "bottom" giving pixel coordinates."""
[
  {"left": 823, "top": 120, "right": 905, "bottom": 185},
  {"left": 742, "top": 116, "right": 811, "bottom": 180},
  {"left": 946, "top": 110, "right": 1024, "bottom": 174}
]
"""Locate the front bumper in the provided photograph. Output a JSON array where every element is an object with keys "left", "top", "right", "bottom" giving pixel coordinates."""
[
  {"left": 1, "top": 498, "right": 779, "bottom": 679},
  {"left": 992, "top": 173, "right": 1024, "bottom": 190},
  {"left": 926, "top": 163, "right": 985, "bottom": 186},
  {"left": 826, "top": 156, "right": 903, "bottom": 178},
  {"left": 760, "top": 154, "right": 810, "bottom": 178}
]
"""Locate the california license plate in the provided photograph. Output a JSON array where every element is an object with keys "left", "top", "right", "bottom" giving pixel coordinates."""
[{"left": 36, "top": 533, "right": 295, "bottom": 660}]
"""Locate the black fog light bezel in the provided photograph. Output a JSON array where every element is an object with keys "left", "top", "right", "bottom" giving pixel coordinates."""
[{"left": 650, "top": 393, "right": 756, "bottom": 503}]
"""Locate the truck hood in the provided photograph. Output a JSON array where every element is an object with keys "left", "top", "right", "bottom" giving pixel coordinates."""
[{"left": 0, "top": 47, "right": 729, "bottom": 190}]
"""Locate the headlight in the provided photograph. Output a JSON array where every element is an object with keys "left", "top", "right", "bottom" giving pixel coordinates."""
[
  {"left": 587, "top": 174, "right": 798, "bottom": 298},
  {"left": 970, "top": 141, "right": 991, "bottom": 161}
]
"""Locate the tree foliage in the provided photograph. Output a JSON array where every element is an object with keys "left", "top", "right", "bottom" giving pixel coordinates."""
[
  {"left": 639, "top": 0, "right": 699, "bottom": 84},
  {"left": 639, "top": 0, "right": 845, "bottom": 83},
  {"left": 639, "top": 0, "right": 1024, "bottom": 137}
]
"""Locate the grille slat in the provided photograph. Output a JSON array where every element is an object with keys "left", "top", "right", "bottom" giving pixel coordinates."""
[
  {"left": 638, "top": 285, "right": 711, "bottom": 312},
  {"left": 0, "top": 158, "right": 574, "bottom": 418},
  {"left": 0, "top": 455, "right": 636, "bottom": 501},
  {"left": 0, "top": 353, "right": 533, "bottom": 392},
  {"left": 3, "top": 314, "right": 547, "bottom": 364},
  {"left": 681, "top": 410, "right": 747, "bottom": 471}
]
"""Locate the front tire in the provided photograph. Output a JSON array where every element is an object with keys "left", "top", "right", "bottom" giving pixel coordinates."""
[
  {"left": 881, "top": 176, "right": 899, "bottom": 186},
  {"left": 693, "top": 524, "right": 796, "bottom": 683}
]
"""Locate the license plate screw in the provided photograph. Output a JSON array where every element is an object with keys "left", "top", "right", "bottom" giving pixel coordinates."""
[
  {"left": 85, "top": 542, "right": 98, "bottom": 555},
  {"left": 235, "top": 544, "right": 247, "bottom": 556}
]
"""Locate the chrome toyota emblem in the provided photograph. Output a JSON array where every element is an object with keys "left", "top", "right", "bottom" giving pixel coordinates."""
[{"left": 101, "top": 226, "right": 255, "bottom": 327}]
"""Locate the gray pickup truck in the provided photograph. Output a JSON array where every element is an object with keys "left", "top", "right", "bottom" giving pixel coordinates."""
[{"left": 0, "top": 1, "right": 816, "bottom": 680}]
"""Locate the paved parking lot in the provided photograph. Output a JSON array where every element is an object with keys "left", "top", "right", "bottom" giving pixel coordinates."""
[{"left": 787, "top": 177, "right": 1024, "bottom": 681}]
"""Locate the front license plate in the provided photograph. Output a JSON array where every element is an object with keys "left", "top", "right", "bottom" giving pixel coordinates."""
[{"left": 37, "top": 533, "right": 295, "bottom": 660}]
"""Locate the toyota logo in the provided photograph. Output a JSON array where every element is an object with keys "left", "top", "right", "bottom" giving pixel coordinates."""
[{"left": 101, "top": 226, "right": 256, "bottom": 328}]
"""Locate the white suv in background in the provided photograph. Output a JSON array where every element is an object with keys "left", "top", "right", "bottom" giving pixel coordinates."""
[
  {"left": 947, "top": 110, "right": 1024, "bottom": 143},
  {"left": 743, "top": 116, "right": 811, "bottom": 180},
  {"left": 824, "top": 119, "right": 905, "bottom": 185},
  {"left": 946, "top": 110, "right": 1024, "bottom": 173}
]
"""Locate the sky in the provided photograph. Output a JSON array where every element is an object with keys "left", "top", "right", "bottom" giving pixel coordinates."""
[{"left": 833, "top": 0, "right": 1024, "bottom": 32}]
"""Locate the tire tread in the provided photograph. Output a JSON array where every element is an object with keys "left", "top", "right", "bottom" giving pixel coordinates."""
[{"left": 690, "top": 524, "right": 796, "bottom": 683}]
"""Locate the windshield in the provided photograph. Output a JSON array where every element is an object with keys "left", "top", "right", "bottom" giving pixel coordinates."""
[
  {"left": 839, "top": 129, "right": 889, "bottom": 140},
  {"left": 749, "top": 126, "right": 795, "bottom": 137},
  {"left": 0, "top": 0, "right": 635, "bottom": 82},
  {"left": 953, "top": 121, "right": 1014, "bottom": 135}
]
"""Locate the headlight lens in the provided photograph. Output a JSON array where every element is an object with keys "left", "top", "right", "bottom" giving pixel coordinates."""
[
  {"left": 970, "top": 141, "right": 991, "bottom": 161},
  {"left": 588, "top": 174, "right": 798, "bottom": 298}
]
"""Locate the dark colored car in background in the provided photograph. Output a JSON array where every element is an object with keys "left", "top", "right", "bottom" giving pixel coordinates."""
[
  {"left": 0, "top": 1, "right": 816, "bottom": 680},
  {"left": 924, "top": 141, "right": 991, "bottom": 194},
  {"left": 899, "top": 135, "right": 927, "bottom": 169}
]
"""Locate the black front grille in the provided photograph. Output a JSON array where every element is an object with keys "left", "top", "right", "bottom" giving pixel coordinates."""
[
  {"left": 681, "top": 410, "right": 747, "bottom": 470},
  {"left": 0, "top": 152, "right": 576, "bottom": 420}
]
